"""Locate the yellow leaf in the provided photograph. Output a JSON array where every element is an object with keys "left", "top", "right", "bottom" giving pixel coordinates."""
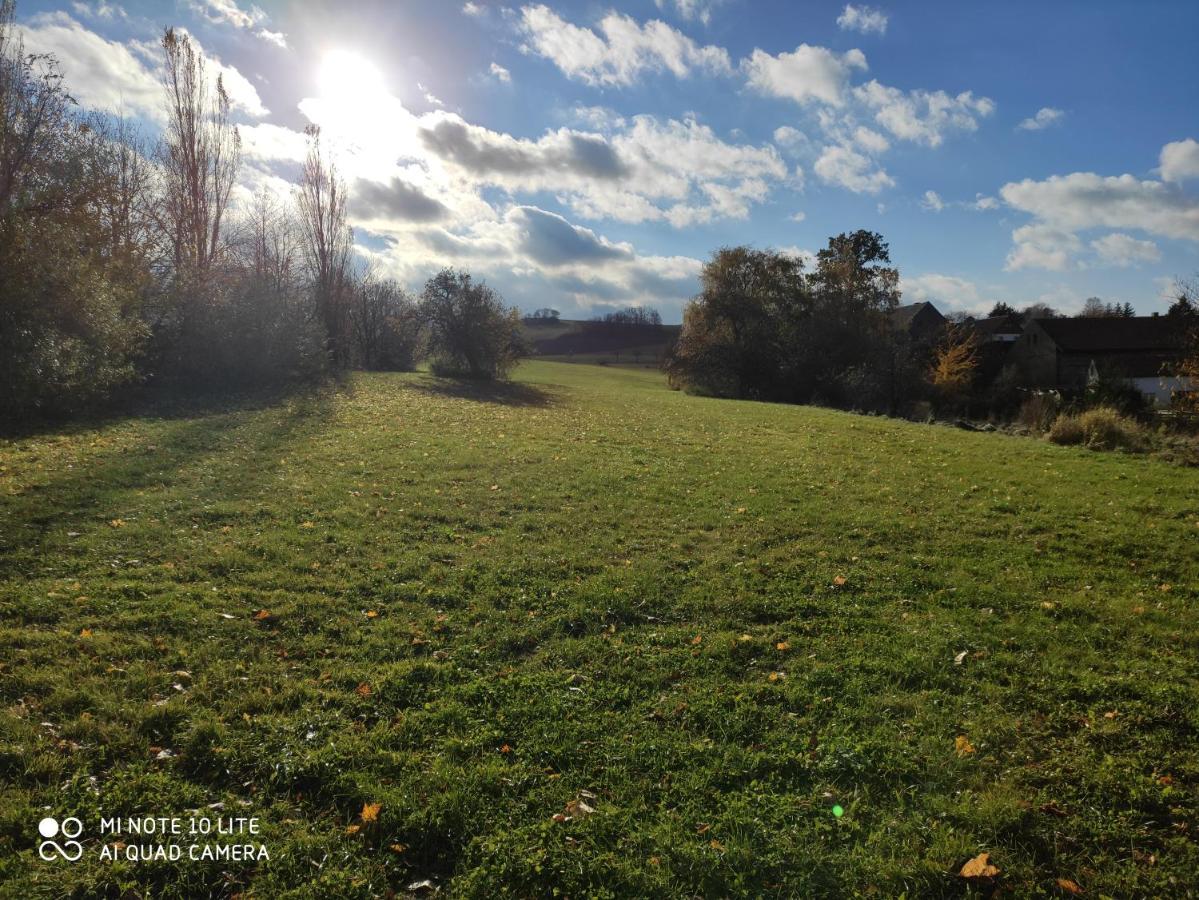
[
  {"left": 389, "top": 843, "right": 406, "bottom": 854},
  {"left": 253, "top": 609, "right": 272, "bottom": 621},
  {"left": 690, "top": 634, "right": 702, "bottom": 645},
  {"left": 345, "top": 824, "right": 360, "bottom": 835},
  {"left": 79, "top": 628, "right": 93, "bottom": 638},
  {"left": 109, "top": 519, "right": 125, "bottom": 528},
  {"left": 1056, "top": 877, "right": 1084, "bottom": 895},
  {"left": 833, "top": 575, "right": 847, "bottom": 586},
  {"left": 776, "top": 641, "right": 790, "bottom": 651},
  {"left": 709, "top": 838, "right": 725, "bottom": 851},
  {"left": 360, "top": 802, "right": 381, "bottom": 823},
  {"left": 355, "top": 682, "right": 372, "bottom": 697},
  {"left": 768, "top": 671, "right": 783, "bottom": 682},
  {"left": 955, "top": 735, "right": 975, "bottom": 756},
  {"left": 300, "top": 521, "right": 315, "bottom": 529},
  {"left": 365, "top": 610, "right": 378, "bottom": 619},
  {"left": 959, "top": 851, "right": 1000, "bottom": 879}
]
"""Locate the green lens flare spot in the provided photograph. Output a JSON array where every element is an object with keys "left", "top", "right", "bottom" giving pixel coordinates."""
[{"left": 832, "top": 805, "right": 844, "bottom": 818}]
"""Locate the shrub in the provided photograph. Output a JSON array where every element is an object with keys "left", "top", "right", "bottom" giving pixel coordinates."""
[
  {"left": 1047, "top": 406, "right": 1146, "bottom": 451},
  {"left": 420, "top": 269, "right": 526, "bottom": 380},
  {"left": 1018, "top": 391, "right": 1061, "bottom": 433}
]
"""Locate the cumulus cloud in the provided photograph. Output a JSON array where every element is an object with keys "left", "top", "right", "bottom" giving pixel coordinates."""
[
  {"left": 654, "top": 0, "right": 724, "bottom": 25},
  {"left": 1000, "top": 171, "right": 1199, "bottom": 242},
  {"left": 920, "top": 189, "right": 943, "bottom": 211},
  {"left": 853, "top": 80, "right": 993, "bottom": 146},
  {"left": 973, "top": 194, "right": 998, "bottom": 210},
  {"left": 188, "top": 0, "right": 287, "bottom": 46},
  {"left": 353, "top": 178, "right": 451, "bottom": 224},
  {"left": 1017, "top": 107, "right": 1063, "bottom": 131},
  {"left": 508, "top": 206, "right": 632, "bottom": 265},
  {"left": 744, "top": 44, "right": 867, "bottom": 106},
  {"left": 518, "top": 4, "right": 731, "bottom": 86},
  {"left": 899, "top": 273, "right": 1000, "bottom": 314},
  {"left": 1160, "top": 138, "right": 1199, "bottom": 184},
  {"left": 488, "top": 62, "right": 511, "bottom": 83},
  {"left": 814, "top": 143, "right": 893, "bottom": 193},
  {"left": 1090, "top": 232, "right": 1161, "bottom": 267},
  {"left": 836, "top": 4, "right": 888, "bottom": 35},
  {"left": 18, "top": 12, "right": 163, "bottom": 121},
  {"left": 1004, "top": 223, "right": 1081, "bottom": 271}
]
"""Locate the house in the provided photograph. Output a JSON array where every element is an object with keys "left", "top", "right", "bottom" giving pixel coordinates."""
[
  {"left": 890, "top": 302, "right": 946, "bottom": 341},
  {"left": 1007, "top": 317, "right": 1191, "bottom": 406},
  {"left": 969, "top": 314, "right": 1024, "bottom": 343}
]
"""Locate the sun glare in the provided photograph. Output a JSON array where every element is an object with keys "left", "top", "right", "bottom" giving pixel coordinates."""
[{"left": 318, "top": 49, "right": 386, "bottom": 107}]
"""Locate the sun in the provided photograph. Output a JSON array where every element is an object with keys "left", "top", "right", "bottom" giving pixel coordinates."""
[{"left": 318, "top": 49, "right": 386, "bottom": 108}]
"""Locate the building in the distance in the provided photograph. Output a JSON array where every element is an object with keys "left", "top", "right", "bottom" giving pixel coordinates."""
[{"left": 1006, "top": 317, "right": 1192, "bottom": 406}]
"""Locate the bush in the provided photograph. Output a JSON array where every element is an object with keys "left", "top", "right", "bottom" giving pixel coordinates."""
[
  {"left": 420, "top": 269, "right": 526, "bottom": 380},
  {"left": 1017, "top": 391, "right": 1061, "bottom": 433},
  {"left": 1047, "top": 406, "right": 1146, "bottom": 451}
]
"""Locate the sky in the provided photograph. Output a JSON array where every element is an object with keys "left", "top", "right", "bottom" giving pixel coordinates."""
[{"left": 14, "top": 0, "right": 1199, "bottom": 322}]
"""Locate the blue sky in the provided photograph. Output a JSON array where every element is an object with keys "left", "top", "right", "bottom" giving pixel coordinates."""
[{"left": 16, "top": 0, "right": 1199, "bottom": 320}]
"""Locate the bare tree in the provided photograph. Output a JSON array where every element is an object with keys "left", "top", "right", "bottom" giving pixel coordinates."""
[
  {"left": 296, "top": 124, "right": 352, "bottom": 365},
  {"left": 158, "top": 27, "right": 240, "bottom": 280},
  {"left": 0, "top": 0, "right": 72, "bottom": 217},
  {"left": 239, "top": 187, "right": 298, "bottom": 294}
]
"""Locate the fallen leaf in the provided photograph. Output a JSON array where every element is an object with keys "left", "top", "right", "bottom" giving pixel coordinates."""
[
  {"left": 500, "top": 744, "right": 512, "bottom": 754},
  {"left": 218, "top": 613, "right": 236, "bottom": 620},
  {"left": 1039, "top": 801, "right": 1069, "bottom": 818},
  {"left": 345, "top": 824, "right": 360, "bottom": 835},
  {"left": 360, "top": 802, "right": 381, "bottom": 823},
  {"left": 959, "top": 852, "right": 1000, "bottom": 879},
  {"left": 833, "top": 575, "right": 848, "bottom": 586},
  {"left": 300, "top": 521, "right": 315, "bottom": 529},
  {"left": 109, "top": 519, "right": 125, "bottom": 528},
  {"left": 564, "top": 798, "right": 595, "bottom": 818},
  {"left": 1103, "top": 710, "right": 1119, "bottom": 719},
  {"left": 954, "top": 650, "right": 968, "bottom": 665},
  {"left": 767, "top": 671, "right": 783, "bottom": 682},
  {"left": 690, "top": 634, "right": 702, "bottom": 645},
  {"left": 253, "top": 609, "right": 272, "bottom": 621},
  {"left": 355, "top": 682, "right": 372, "bottom": 697},
  {"left": 365, "top": 610, "right": 378, "bottom": 618},
  {"left": 709, "top": 838, "right": 725, "bottom": 851},
  {"left": 1056, "top": 877, "right": 1084, "bottom": 895},
  {"left": 776, "top": 641, "right": 791, "bottom": 651},
  {"left": 955, "top": 735, "right": 975, "bottom": 756},
  {"left": 79, "top": 628, "right": 93, "bottom": 638},
  {"left": 389, "top": 843, "right": 406, "bottom": 853}
]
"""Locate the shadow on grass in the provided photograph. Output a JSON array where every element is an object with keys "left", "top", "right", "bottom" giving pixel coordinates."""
[
  {"left": 0, "top": 383, "right": 341, "bottom": 578},
  {"left": 405, "top": 376, "right": 561, "bottom": 408}
]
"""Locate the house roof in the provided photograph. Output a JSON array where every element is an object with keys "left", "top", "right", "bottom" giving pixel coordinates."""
[
  {"left": 890, "top": 302, "right": 944, "bottom": 330},
  {"left": 1033, "top": 316, "right": 1187, "bottom": 352},
  {"left": 972, "top": 314, "right": 1024, "bottom": 336}
]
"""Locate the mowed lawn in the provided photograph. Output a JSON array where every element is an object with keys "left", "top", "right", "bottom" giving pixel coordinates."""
[{"left": 1, "top": 362, "right": 1196, "bottom": 898}]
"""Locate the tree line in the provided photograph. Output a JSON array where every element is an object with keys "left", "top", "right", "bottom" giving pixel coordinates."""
[{"left": 0, "top": 1, "right": 523, "bottom": 422}]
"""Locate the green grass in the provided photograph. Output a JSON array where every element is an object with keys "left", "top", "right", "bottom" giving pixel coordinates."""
[{"left": 1, "top": 362, "right": 1196, "bottom": 898}]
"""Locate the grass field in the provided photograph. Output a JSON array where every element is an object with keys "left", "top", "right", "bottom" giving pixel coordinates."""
[{"left": 1, "top": 362, "right": 1197, "bottom": 898}]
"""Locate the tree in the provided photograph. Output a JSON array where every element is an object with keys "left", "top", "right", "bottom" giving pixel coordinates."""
[
  {"left": 1078, "top": 297, "right": 1135, "bottom": 317},
  {"left": 297, "top": 124, "right": 352, "bottom": 365},
  {"left": 1167, "top": 277, "right": 1197, "bottom": 319},
  {"left": 420, "top": 269, "right": 526, "bottom": 379},
  {"left": 158, "top": 27, "right": 240, "bottom": 280},
  {"left": 665, "top": 246, "right": 808, "bottom": 399},
  {"left": 988, "top": 302, "right": 1018, "bottom": 318},
  {"left": 1022, "top": 302, "right": 1057, "bottom": 321},
  {"left": 928, "top": 324, "right": 980, "bottom": 411},
  {"left": 351, "top": 273, "right": 422, "bottom": 370},
  {"left": 1, "top": 0, "right": 148, "bottom": 417}
]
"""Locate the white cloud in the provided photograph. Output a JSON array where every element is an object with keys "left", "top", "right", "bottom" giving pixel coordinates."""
[
  {"left": 518, "top": 4, "right": 731, "bottom": 87},
  {"left": 745, "top": 44, "right": 867, "bottom": 106},
  {"left": 814, "top": 143, "right": 893, "bottom": 193},
  {"left": 489, "top": 62, "right": 512, "bottom": 83},
  {"left": 920, "top": 189, "right": 943, "bottom": 211},
  {"left": 1017, "top": 106, "right": 1063, "bottom": 131},
  {"left": 463, "top": 1, "right": 486, "bottom": 16},
  {"left": 789, "top": 210, "right": 806, "bottom": 222},
  {"left": 1160, "top": 138, "right": 1199, "bottom": 184},
  {"left": 836, "top": 4, "right": 888, "bottom": 35},
  {"left": 1090, "top": 232, "right": 1161, "bottom": 267},
  {"left": 654, "top": 0, "right": 723, "bottom": 26},
  {"left": 973, "top": 193, "right": 998, "bottom": 210},
  {"left": 18, "top": 12, "right": 163, "bottom": 121},
  {"left": 854, "top": 80, "right": 993, "bottom": 146},
  {"left": 852, "top": 125, "right": 889, "bottom": 153},
  {"left": 899, "top": 273, "right": 1000, "bottom": 314},
  {"left": 239, "top": 122, "right": 310, "bottom": 163},
  {"left": 256, "top": 29, "right": 287, "bottom": 48},
  {"left": 188, "top": 0, "right": 264, "bottom": 29},
  {"left": 1000, "top": 170, "right": 1199, "bottom": 241},
  {"left": 1004, "top": 223, "right": 1081, "bottom": 271},
  {"left": 70, "top": 2, "right": 127, "bottom": 21}
]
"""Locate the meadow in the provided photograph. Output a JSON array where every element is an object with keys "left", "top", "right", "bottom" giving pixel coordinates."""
[{"left": 1, "top": 362, "right": 1196, "bottom": 897}]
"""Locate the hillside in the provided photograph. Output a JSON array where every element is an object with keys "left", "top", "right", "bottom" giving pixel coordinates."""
[
  {"left": 521, "top": 318, "right": 680, "bottom": 367},
  {"left": 1, "top": 362, "right": 1196, "bottom": 897}
]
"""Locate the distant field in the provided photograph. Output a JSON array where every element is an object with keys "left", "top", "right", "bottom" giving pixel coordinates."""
[
  {"left": 522, "top": 318, "right": 679, "bottom": 367},
  {"left": 1, "top": 362, "right": 1196, "bottom": 897}
]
